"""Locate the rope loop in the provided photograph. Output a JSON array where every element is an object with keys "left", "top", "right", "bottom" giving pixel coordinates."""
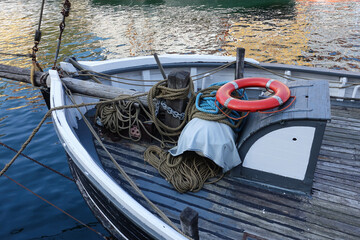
[{"left": 258, "top": 95, "right": 296, "bottom": 114}]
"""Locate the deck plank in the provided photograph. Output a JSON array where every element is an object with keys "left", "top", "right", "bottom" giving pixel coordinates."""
[{"left": 94, "top": 103, "right": 360, "bottom": 240}]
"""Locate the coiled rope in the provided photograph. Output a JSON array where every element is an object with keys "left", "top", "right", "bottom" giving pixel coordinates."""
[
  {"left": 142, "top": 82, "right": 247, "bottom": 193},
  {"left": 190, "top": 81, "right": 247, "bottom": 130},
  {"left": 96, "top": 76, "right": 247, "bottom": 193},
  {"left": 96, "top": 78, "right": 195, "bottom": 147},
  {"left": 144, "top": 146, "right": 223, "bottom": 193},
  {"left": 96, "top": 100, "right": 142, "bottom": 142}
]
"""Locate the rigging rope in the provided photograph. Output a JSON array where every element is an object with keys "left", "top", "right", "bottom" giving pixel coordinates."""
[
  {"left": 0, "top": 52, "right": 32, "bottom": 58},
  {"left": 53, "top": 0, "right": 71, "bottom": 69},
  {"left": 30, "top": 0, "right": 46, "bottom": 86},
  {"left": 72, "top": 60, "right": 236, "bottom": 85},
  {"left": 0, "top": 142, "right": 74, "bottom": 182},
  {"left": 4, "top": 174, "right": 108, "bottom": 239}
]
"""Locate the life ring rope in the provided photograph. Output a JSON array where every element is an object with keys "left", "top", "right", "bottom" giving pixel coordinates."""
[{"left": 258, "top": 95, "right": 296, "bottom": 114}]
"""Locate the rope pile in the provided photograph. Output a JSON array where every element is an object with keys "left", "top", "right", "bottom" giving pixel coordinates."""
[
  {"left": 95, "top": 76, "right": 244, "bottom": 193},
  {"left": 189, "top": 82, "right": 247, "bottom": 130},
  {"left": 144, "top": 146, "right": 223, "bottom": 193},
  {"left": 96, "top": 100, "right": 142, "bottom": 141}
]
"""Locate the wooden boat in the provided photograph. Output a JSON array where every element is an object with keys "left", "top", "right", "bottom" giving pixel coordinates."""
[{"left": 48, "top": 53, "right": 360, "bottom": 240}]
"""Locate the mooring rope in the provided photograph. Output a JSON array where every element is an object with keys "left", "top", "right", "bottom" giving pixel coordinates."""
[
  {"left": 0, "top": 93, "right": 147, "bottom": 177},
  {"left": 3, "top": 174, "right": 108, "bottom": 239},
  {"left": 0, "top": 142, "right": 74, "bottom": 182}
]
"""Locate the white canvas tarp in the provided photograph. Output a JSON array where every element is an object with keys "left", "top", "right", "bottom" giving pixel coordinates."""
[{"left": 169, "top": 118, "right": 241, "bottom": 172}]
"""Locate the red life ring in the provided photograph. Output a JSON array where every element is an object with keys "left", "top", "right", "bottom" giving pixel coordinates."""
[{"left": 216, "top": 77, "right": 291, "bottom": 112}]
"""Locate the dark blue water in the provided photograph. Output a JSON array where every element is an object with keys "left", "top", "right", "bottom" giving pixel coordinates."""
[{"left": 0, "top": 0, "right": 359, "bottom": 239}]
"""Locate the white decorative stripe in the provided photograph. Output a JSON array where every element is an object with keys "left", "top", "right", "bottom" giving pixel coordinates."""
[
  {"left": 224, "top": 97, "right": 233, "bottom": 107},
  {"left": 273, "top": 95, "right": 283, "bottom": 105},
  {"left": 231, "top": 81, "right": 239, "bottom": 90},
  {"left": 266, "top": 79, "right": 275, "bottom": 91}
]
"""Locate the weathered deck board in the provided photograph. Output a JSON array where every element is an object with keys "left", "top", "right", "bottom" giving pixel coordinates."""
[{"left": 94, "top": 104, "right": 360, "bottom": 240}]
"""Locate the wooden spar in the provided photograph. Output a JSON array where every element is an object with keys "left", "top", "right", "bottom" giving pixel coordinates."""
[
  {"left": 61, "top": 78, "right": 149, "bottom": 106},
  {"left": 0, "top": 63, "right": 148, "bottom": 106},
  {"left": 67, "top": 58, "right": 102, "bottom": 84},
  {"left": 153, "top": 53, "right": 167, "bottom": 80},
  {"left": 0, "top": 63, "right": 43, "bottom": 86}
]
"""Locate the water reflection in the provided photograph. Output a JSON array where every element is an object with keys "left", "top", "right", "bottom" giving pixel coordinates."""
[
  {"left": 0, "top": 0, "right": 359, "bottom": 99},
  {"left": 91, "top": 0, "right": 294, "bottom": 8},
  {"left": 224, "top": 6, "right": 308, "bottom": 65},
  {"left": 0, "top": 0, "right": 358, "bottom": 126},
  {"left": 1, "top": 0, "right": 359, "bottom": 70}
]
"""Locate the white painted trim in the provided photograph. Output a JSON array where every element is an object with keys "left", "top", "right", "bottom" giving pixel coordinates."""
[
  {"left": 76, "top": 54, "right": 259, "bottom": 73},
  {"left": 49, "top": 70, "right": 186, "bottom": 240}
]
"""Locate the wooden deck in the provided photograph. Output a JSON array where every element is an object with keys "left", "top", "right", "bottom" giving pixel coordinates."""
[{"left": 94, "top": 103, "right": 360, "bottom": 240}]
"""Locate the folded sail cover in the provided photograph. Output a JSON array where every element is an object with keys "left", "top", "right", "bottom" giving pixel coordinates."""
[{"left": 169, "top": 118, "right": 241, "bottom": 172}]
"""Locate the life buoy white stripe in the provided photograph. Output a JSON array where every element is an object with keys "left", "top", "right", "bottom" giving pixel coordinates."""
[
  {"left": 273, "top": 95, "right": 283, "bottom": 105},
  {"left": 231, "top": 81, "right": 239, "bottom": 90},
  {"left": 266, "top": 79, "right": 275, "bottom": 91},
  {"left": 224, "top": 97, "right": 233, "bottom": 107}
]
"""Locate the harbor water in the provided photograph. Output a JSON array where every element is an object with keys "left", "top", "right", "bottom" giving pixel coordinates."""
[{"left": 0, "top": 0, "right": 359, "bottom": 239}]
